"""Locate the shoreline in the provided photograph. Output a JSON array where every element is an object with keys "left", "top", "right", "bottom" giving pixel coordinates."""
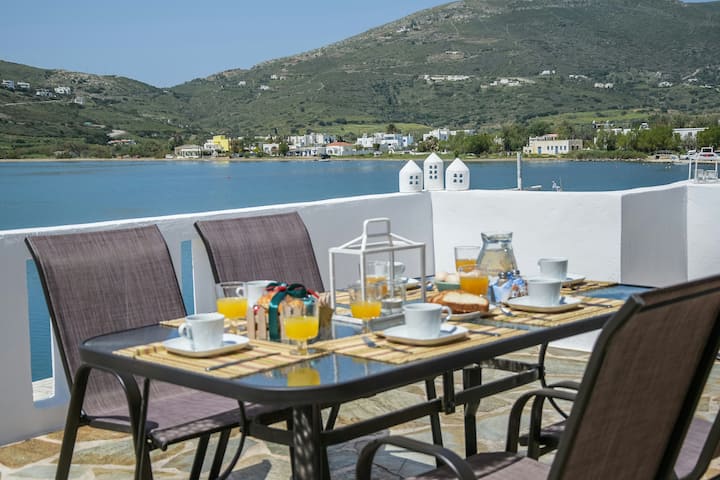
[{"left": 0, "top": 155, "right": 680, "bottom": 164}]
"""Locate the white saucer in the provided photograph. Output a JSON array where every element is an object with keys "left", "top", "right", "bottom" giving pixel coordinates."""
[
  {"left": 164, "top": 334, "right": 250, "bottom": 358},
  {"left": 562, "top": 274, "right": 586, "bottom": 287},
  {"left": 505, "top": 296, "right": 582, "bottom": 313},
  {"left": 381, "top": 324, "right": 468, "bottom": 346}
]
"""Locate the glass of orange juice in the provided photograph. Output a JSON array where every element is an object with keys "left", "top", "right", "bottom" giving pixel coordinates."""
[
  {"left": 348, "top": 281, "right": 382, "bottom": 333},
  {"left": 365, "top": 260, "right": 389, "bottom": 295},
  {"left": 281, "top": 299, "right": 319, "bottom": 355},
  {"left": 458, "top": 265, "right": 490, "bottom": 296},
  {"left": 454, "top": 245, "right": 481, "bottom": 272},
  {"left": 215, "top": 281, "right": 247, "bottom": 322}
]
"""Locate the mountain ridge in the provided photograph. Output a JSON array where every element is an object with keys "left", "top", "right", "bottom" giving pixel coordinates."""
[{"left": 1, "top": 0, "right": 720, "bottom": 157}]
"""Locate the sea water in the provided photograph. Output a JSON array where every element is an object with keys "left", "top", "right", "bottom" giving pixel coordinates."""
[
  {"left": 0, "top": 159, "right": 689, "bottom": 230},
  {"left": 0, "top": 159, "right": 689, "bottom": 381}
]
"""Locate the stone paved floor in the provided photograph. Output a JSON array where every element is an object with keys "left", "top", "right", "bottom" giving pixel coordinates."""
[{"left": 1, "top": 346, "right": 719, "bottom": 479}]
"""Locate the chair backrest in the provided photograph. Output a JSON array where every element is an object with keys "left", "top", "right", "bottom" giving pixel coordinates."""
[
  {"left": 26, "top": 225, "right": 186, "bottom": 414},
  {"left": 195, "top": 211, "right": 324, "bottom": 292},
  {"left": 550, "top": 275, "right": 720, "bottom": 480}
]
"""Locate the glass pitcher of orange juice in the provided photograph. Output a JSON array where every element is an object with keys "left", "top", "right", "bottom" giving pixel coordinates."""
[{"left": 477, "top": 232, "right": 518, "bottom": 278}]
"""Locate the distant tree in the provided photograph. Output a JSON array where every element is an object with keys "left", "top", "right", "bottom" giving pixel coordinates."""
[
  {"left": 697, "top": 127, "right": 720, "bottom": 147},
  {"left": 463, "top": 134, "right": 493, "bottom": 154},
  {"left": 278, "top": 141, "right": 289, "bottom": 156},
  {"left": 417, "top": 136, "right": 439, "bottom": 152},
  {"left": 635, "top": 126, "right": 679, "bottom": 152},
  {"left": 386, "top": 123, "right": 399, "bottom": 134},
  {"left": 555, "top": 120, "right": 575, "bottom": 139},
  {"left": 595, "top": 129, "right": 617, "bottom": 151},
  {"left": 527, "top": 120, "right": 551, "bottom": 137},
  {"left": 500, "top": 123, "right": 528, "bottom": 151}
]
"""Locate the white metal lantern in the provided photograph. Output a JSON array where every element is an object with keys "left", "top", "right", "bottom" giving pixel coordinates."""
[
  {"left": 399, "top": 160, "right": 423, "bottom": 192},
  {"left": 445, "top": 157, "right": 470, "bottom": 191},
  {"left": 328, "top": 218, "right": 426, "bottom": 309},
  {"left": 423, "top": 152, "right": 444, "bottom": 191}
]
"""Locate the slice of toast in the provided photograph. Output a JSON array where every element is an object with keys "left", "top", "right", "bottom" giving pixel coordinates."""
[{"left": 429, "top": 290, "right": 489, "bottom": 313}]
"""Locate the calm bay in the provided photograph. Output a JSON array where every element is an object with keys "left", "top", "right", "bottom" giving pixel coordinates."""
[{"left": 0, "top": 159, "right": 690, "bottom": 230}]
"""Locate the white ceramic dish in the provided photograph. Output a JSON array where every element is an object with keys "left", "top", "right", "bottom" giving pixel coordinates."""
[
  {"left": 505, "top": 296, "right": 582, "bottom": 313},
  {"left": 435, "top": 280, "right": 460, "bottom": 291},
  {"left": 381, "top": 324, "right": 468, "bottom": 346},
  {"left": 562, "top": 274, "right": 586, "bottom": 287},
  {"left": 163, "top": 333, "right": 250, "bottom": 358},
  {"left": 405, "top": 278, "right": 421, "bottom": 289}
]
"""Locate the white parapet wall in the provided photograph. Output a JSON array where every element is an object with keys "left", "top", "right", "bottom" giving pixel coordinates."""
[
  {"left": 1, "top": 182, "right": 720, "bottom": 446},
  {"left": 430, "top": 189, "right": 624, "bottom": 282}
]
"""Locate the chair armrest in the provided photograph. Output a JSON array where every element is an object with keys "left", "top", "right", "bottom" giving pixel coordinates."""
[
  {"left": 506, "top": 387, "right": 578, "bottom": 453},
  {"left": 546, "top": 380, "right": 580, "bottom": 391},
  {"left": 357, "top": 435, "right": 476, "bottom": 480},
  {"left": 74, "top": 363, "right": 145, "bottom": 434}
]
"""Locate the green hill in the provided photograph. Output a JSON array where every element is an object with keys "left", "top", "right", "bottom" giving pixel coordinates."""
[{"left": 2, "top": 0, "right": 720, "bottom": 158}]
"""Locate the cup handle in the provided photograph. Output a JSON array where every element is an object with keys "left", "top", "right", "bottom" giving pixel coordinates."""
[
  {"left": 178, "top": 323, "right": 193, "bottom": 341},
  {"left": 441, "top": 306, "right": 452, "bottom": 322},
  {"left": 235, "top": 286, "right": 244, "bottom": 297}
]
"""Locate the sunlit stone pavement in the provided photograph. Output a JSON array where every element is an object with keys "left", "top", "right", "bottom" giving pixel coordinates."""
[{"left": 2, "top": 346, "right": 719, "bottom": 479}]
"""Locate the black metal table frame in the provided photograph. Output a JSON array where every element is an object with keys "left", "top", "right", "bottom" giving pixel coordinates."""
[{"left": 76, "top": 312, "right": 612, "bottom": 480}]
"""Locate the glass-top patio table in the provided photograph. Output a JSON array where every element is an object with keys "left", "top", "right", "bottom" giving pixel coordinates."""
[{"left": 78, "top": 290, "right": 626, "bottom": 480}]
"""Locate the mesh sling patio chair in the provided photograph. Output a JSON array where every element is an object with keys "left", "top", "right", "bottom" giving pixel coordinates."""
[
  {"left": 357, "top": 274, "right": 720, "bottom": 480},
  {"left": 195, "top": 211, "right": 324, "bottom": 291},
  {"left": 513, "top": 380, "right": 720, "bottom": 479},
  {"left": 26, "top": 225, "right": 280, "bottom": 480}
]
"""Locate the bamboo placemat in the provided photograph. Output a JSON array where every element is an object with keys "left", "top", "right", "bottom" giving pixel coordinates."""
[
  {"left": 561, "top": 280, "right": 616, "bottom": 295},
  {"left": 486, "top": 296, "right": 624, "bottom": 329},
  {"left": 313, "top": 324, "right": 525, "bottom": 365},
  {"left": 334, "top": 279, "right": 616, "bottom": 314},
  {"left": 160, "top": 317, "right": 247, "bottom": 335},
  {"left": 114, "top": 339, "right": 325, "bottom": 379}
]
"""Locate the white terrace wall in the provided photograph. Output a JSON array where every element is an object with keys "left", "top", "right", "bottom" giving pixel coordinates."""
[
  {"left": 430, "top": 189, "right": 624, "bottom": 282},
  {"left": 432, "top": 182, "right": 719, "bottom": 286},
  {"left": 687, "top": 183, "right": 720, "bottom": 280}
]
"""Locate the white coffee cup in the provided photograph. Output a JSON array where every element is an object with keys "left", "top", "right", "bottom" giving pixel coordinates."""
[
  {"left": 178, "top": 313, "right": 225, "bottom": 351},
  {"left": 246, "top": 280, "right": 275, "bottom": 308},
  {"left": 526, "top": 277, "right": 562, "bottom": 306},
  {"left": 537, "top": 257, "right": 568, "bottom": 281},
  {"left": 403, "top": 303, "right": 452, "bottom": 339}
]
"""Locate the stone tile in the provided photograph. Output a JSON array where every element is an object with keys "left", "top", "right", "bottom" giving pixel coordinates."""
[
  {"left": 45, "top": 427, "right": 129, "bottom": 444},
  {"left": 0, "top": 438, "right": 60, "bottom": 469}
]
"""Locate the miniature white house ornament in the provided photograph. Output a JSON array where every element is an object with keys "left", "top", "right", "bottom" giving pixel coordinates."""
[{"left": 445, "top": 157, "right": 470, "bottom": 191}]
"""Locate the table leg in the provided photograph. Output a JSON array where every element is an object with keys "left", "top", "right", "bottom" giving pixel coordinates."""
[
  {"left": 291, "top": 405, "right": 324, "bottom": 480},
  {"left": 463, "top": 365, "right": 483, "bottom": 457}
]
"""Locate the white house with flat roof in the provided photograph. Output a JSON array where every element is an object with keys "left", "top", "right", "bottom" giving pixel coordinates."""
[
  {"left": 325, "top": 141, "right": 355, "bottom": 156},
  {"left": 673, "top": 127, "right": 707, "bottom": 141},
  {"left": 523, "top": 135, "right": 583, "bottom": 155}
]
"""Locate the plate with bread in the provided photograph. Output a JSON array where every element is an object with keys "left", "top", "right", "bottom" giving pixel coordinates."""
[{"left": 428, "top": 290, "right": 496, "bottom": 318}]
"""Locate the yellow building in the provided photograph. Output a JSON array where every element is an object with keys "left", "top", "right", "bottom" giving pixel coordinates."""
[{"left": 212, "top": 135, "right": 231, "bottom": 152}]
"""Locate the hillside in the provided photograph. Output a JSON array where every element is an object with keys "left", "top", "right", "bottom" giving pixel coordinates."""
[
  {"left": 1, "top": 0, "right": 720, "bottom": 157},
  {"left": 172, "top": 0, "right": 720, "bottom": 134}
]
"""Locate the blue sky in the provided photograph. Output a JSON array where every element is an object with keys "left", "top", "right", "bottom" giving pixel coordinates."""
[
  {"left": 0, "top": 0, "right": 714, "bottom": 88},
  {"left": 0, "top": 0, "right": 450, "bottom": 87}
]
